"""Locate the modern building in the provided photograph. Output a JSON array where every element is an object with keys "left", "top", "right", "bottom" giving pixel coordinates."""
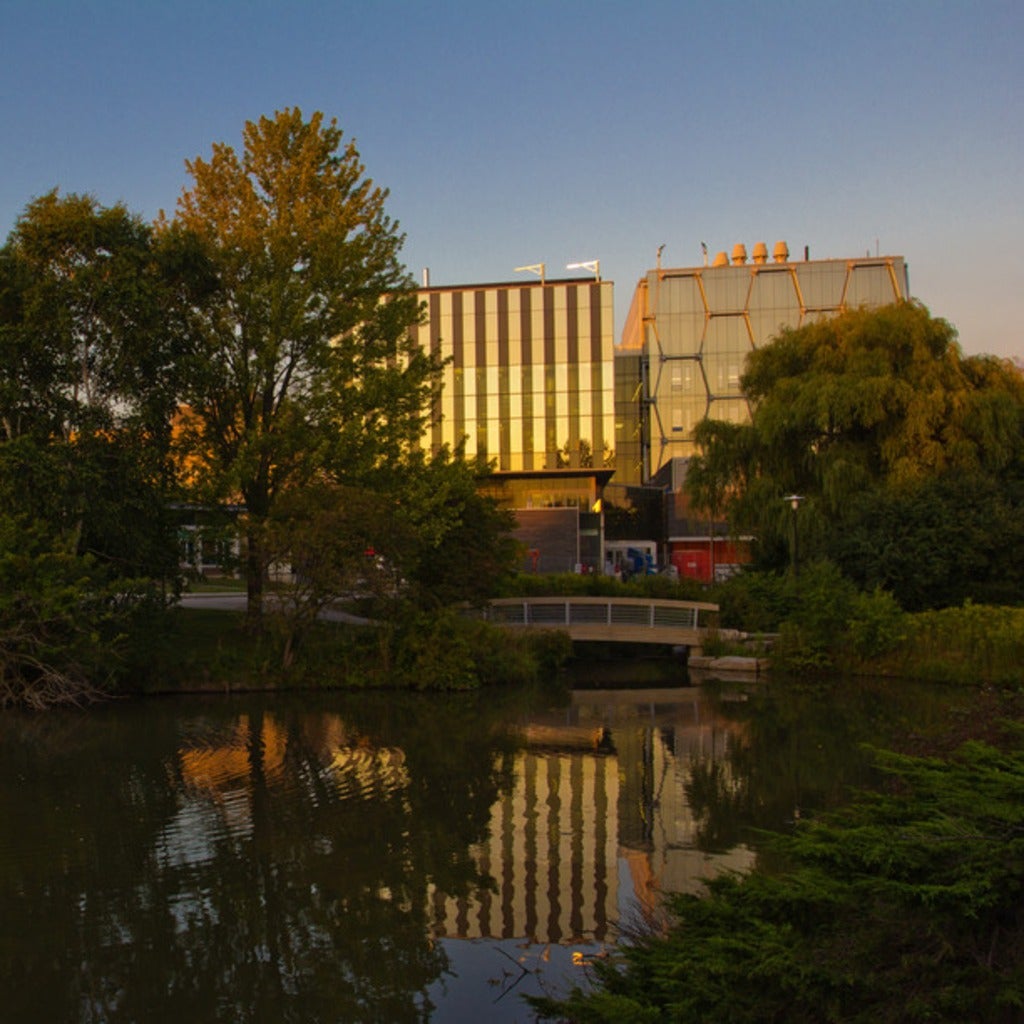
[
  {"left": 408, "top": 275, "right": 616, "bottom": 573},
  {"left": 612, "top": 243, "right": 909, "bottom": 578}
]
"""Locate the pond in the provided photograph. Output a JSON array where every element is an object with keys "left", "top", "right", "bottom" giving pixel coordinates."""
[{"left": 0, "top": 671, "right": 969, "bottom": 1022}]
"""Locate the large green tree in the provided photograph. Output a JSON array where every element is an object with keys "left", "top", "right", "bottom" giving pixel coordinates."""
[
  {"left": 686, "top": 303, "right": 1024, "bottom": 606},
  {"left": 169, "top": 108, "right": 441, "bottom": 620},
  {"left": 0, "top": 193, "right": 195, "bottom": 705},
  {"left": 0, "top": 190, "right": 186, "bottom": 444},
  {"left": 0, "top": 191, "right": 193, "bottom": 579}
]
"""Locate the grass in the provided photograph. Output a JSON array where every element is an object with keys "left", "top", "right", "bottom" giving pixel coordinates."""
[{"left": 182, "top": 575, "right": 248, "bottom": 593}]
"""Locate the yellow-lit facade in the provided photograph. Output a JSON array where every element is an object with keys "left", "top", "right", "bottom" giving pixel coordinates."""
[
  {"left": 411, "top": 279, "right": 616, "bottom": 477},
  {"left": 408, "top": 278, "right": 616, "bottom": 571},
  {"left": 617, "top": 246, "right": 908, "bottom": 482}
]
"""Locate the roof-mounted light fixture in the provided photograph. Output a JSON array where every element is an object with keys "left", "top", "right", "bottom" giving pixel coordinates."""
[
  {"left": 566, "top": 259, "right": 600, "bottom": 281},
  {"left": 514, "top": 263, "right": 546, "bottom": 284}
]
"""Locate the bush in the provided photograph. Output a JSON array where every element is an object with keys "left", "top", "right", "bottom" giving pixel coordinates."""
[
  {"left": 532, "top": 740, "right": 1024, "bottom": 1023},
  {"left": 844, "top": 587, "right": 907, "bottom": 661},
  {"left": 0, "top": 517, "right": 163, "bottom": 708}
]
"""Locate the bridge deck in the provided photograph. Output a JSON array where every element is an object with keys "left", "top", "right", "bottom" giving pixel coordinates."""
[{"left": 484, "top": 596, "right": 719, "bottom": 648}]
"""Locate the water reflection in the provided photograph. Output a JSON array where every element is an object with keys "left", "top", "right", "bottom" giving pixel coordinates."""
[
  {"left": 0, "top": 679, "right": 958, "bottom": 1022},
  {"left": 429, "top": 688, "right": 755, "bottom": 951}
]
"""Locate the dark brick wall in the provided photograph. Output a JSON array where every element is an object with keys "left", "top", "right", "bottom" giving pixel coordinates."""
[{"left": 513, "top": 508, "right": 579, "bottom": 574}]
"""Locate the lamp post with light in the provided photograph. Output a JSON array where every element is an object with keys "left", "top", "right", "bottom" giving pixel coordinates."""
[{"left": 783, "top": 494, "right": 803, "bottom": 576}]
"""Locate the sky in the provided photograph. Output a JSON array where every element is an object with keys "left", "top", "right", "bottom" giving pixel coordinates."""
[{"left": 1, "top": 1, "right": 1021, "bottom": 358}]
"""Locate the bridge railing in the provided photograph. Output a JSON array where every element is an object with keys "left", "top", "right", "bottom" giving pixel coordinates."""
[{"left": 482, "top": 596, "right": 719, "bottom": 633}]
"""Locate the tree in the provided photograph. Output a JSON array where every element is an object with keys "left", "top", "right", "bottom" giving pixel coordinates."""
[
  {"left": 386, "top": 447, "right": 521, "bottom": 610},
  {"left": 0, "top": 190, "right": 186, "bottom": 443},
  {"left": 685, "top": 303, "right": 1024, "bottom": 602},
  {"left": 259, "top": 482, "right": 415, "bottom": 669},
  {"left": 0, "top": 192, "right": 190, "bottom": 582},
  {"left": 827, "top": 470, "right": 1024, "bottom": 610},
  {"left": 169, "top": 109, "right": 441, "bottom": 621},
  {"left": 260, "top": 449, "right": 522, "bottom": 670}
]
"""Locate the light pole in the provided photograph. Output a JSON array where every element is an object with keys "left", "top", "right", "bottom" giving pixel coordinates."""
[{"left": 783, "top": 494, "right": 803, "bottom": 576}]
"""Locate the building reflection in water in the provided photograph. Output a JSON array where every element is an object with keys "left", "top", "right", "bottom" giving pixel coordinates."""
[
  {"left": 429, "top": 687, "right": 756, "bottom": 944},
  {"left": 170, "top": 688, "right": 754, "bottom": 949}
]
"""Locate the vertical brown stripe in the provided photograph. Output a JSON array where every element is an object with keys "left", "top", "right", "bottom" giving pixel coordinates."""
[
  {"left": 520, "top": 287, "right": 534, "bottom": 470},
  {"left": 429, "top": 292, "right": 443, "bottom": 452},
  {"left": 543, "top": 288, "right": 557, "bottom": 467},
  {"left": 593, "top": 754, "right": 609, "bottom": 940},
  {"left": 569, "top": 754, "right": 584, "bottom": 940},
  {"left": 590, "top": 282, "right": 604, "bottom": 362},
  {"left": 546, "top": 755, "right": 563, "bottom": 943}
]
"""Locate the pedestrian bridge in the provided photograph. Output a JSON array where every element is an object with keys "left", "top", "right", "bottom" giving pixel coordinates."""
[{"left": 480, "top": 596, "right": 719, "bottom": 650}]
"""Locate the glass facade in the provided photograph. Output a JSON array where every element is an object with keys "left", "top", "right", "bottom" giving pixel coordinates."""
[
  {"left": 617, "top": 249, "right": 908, "bottom": 481},
  {"left": 410, "top": 280, "right": 616, "bottom": 475}
]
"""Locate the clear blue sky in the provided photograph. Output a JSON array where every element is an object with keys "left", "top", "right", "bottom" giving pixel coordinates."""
[{"left": 2, "top": 0, "right": 1021, "bottom": 358}]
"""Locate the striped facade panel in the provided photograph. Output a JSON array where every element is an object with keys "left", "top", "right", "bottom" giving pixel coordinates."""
[{"left": 411, "top": 280, "right": 616, "bottom": 473}]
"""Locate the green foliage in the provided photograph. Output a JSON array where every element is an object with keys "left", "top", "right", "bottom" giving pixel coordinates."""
[
  {"left": 533, "top": 740, "right": 1024, "bottom": 1023},
  {"left": 713, "top": 565, "right": 1021, "bottom": 684},
  {"left": 872, "top": 603, "right": 1024, "bottom": 686},
  {"left": 390, "top": 609, "right": 478, "bottom": 690},
  {"left": 828, "top": 470, "right": 1024, "bottom": 611},
  {"left": 0, "top": 192, "right": 186, "bottom": 586},
  {"left": 258, "top": 452, "right": 523, "bottom": 667},
  {"left": 711, "top": 569, "right": 789, "bottom": 632},
  {"left": 387, "top": 611, "right": 572, "bottom": 690},
  {"left": 146, "top": 606, "right": 571, "bottom": 694},
  {"left": 0, "top": 190, "right": 187, "bottom": 441},
  {"left": 0, "top": 517, "right": 159, "bottom": 708},
  {"left": 843, "top": 587, "right": 906, "bottom": 660},
  {"left": 391, "top": 448, "right": 522, "bottom": 609},
  {"left": 768, "top": 562, "right": 858, "bottom": 672},
  {"left": 169, "top": 108, "right": 442, "bottom": 617},
  {"left": 685, "top": 303, "right": 1024, "bottom": 608},
  {"left": 713, "top": 563, "right": 905, "bottom": 674},
  {"left": 259, "top": 481, "right": 413, "bottom": 667}
]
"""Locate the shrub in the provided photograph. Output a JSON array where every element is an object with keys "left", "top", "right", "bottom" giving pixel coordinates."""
[{"left": 531, "top": 740, "right": 1024, "bottom": 1023}]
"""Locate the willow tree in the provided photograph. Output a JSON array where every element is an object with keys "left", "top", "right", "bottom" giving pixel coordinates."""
[
  {"left": 170, "top": 109, "right": 441, "bottom": 620},
  {"left": 685, "top": 302, "right": 1024, "bottom": 598}
]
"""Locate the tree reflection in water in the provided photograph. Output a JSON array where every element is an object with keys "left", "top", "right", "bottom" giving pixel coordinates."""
[
  {"left": 0, "top": 693, "right": 512, "bottom": 1023},
  {"left": 0, "top": 679, "right": 961, "bottom": 1022}
]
